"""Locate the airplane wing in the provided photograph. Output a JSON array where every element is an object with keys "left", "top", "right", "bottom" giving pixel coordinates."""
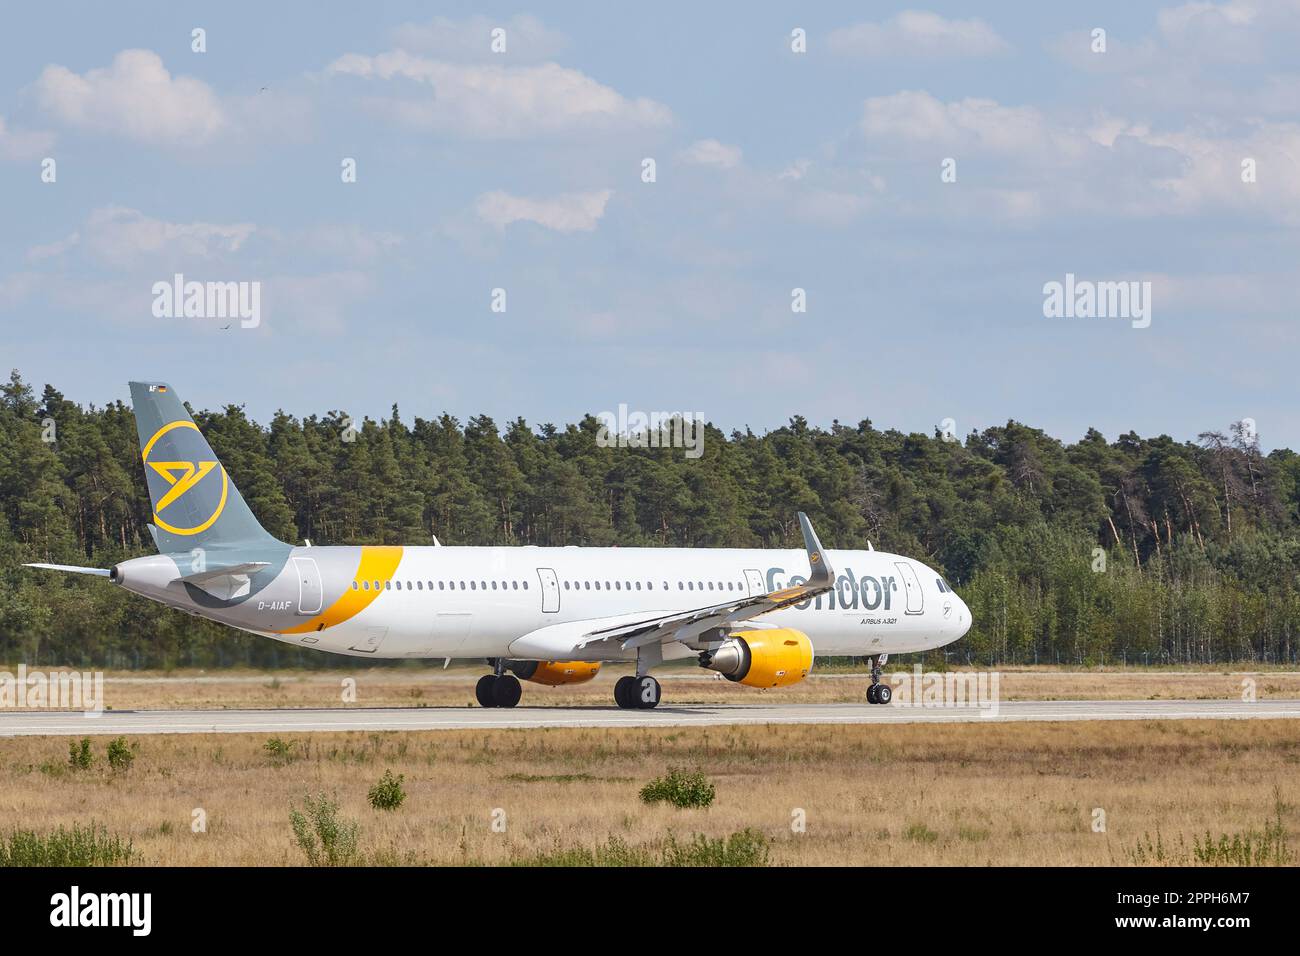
[{"left": 512, "top": 513, "right": 836, "bottom": 659}]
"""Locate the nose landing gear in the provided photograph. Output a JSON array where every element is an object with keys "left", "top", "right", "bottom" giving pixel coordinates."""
[{"left": 866, "top": 654, "right": 891, "bottom": 705}]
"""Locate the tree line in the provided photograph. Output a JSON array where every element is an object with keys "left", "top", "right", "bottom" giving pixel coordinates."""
[{"left": 2, "top": 369, "right": 1298, "bottom": 668}]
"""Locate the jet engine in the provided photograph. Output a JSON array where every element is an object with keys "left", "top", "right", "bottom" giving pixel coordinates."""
[
  {"left": 508, "top": 660, "right": 602, "bottom": 686},
  {"left": 698, "top": 628, "right": 813, "bottom": 688}
]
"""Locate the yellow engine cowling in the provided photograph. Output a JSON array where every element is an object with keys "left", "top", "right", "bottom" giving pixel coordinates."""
[
  {"left": 511, "top": 660, "right": 602, "bottom": 686},
  {"left": 701, "top": 628, "right": 813, "bottom": 688}
]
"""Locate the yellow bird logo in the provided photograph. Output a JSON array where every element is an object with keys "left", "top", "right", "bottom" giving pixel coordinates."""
[{"left": 148, "top": 460, "right": 218, "bottom": 512}]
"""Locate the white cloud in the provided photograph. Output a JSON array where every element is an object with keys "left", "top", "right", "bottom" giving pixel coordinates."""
[
  {"left": 828, "top": 11, "right": 1007, "bottom": 57},
  {"left": 778, "top": 158, "right": 812, "bottom": 181},
  {"left": 862, "top": 90, "right": 1079, "bottom": 160},
  {"left": 679, "top": 139, "right": 743, "bottom": 169},
  {"left": 26, "top": 206, "right": 256, "bottom": 268},
  {"left": 475, "top": 189, "right": 613, "bottom": 233},
  {"left": 393, "top": 14, "right": 567, "bottom": 61},
  {"left": 34, "top": 50, "right": 226, "bottom": 145},
  {"left": 25, "top": 232, "right": 79, "bottom": 262},
  {"left": 327, "top": 50, "right": 670, "bottom": 137},
  {"left": 0, "top": 116, "right": 55, "bottom": 161},
  {"left": 860, "top": 89, "right": 1300, "bottom": 223}
]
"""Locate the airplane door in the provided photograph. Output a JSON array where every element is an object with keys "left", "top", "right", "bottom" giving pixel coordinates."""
[
  {"left": 743, "top": 568, "right": 765, "bottom": 596},
  {"left": 293, "top": 557, "right": 323, "bottom": 615},
  {"left": 894, "top": 561, "right": 924, "bottom": 615},
  {"left": 537, "top": 568, "right": 560, "bottom": 613}
]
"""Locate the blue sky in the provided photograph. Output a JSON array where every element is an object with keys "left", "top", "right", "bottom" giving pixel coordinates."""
[{"left": 2, "top": 2, "right": 1298, "bottom": 449}]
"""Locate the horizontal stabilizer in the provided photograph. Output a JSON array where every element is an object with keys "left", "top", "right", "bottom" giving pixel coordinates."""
[{"left": 24, "top": 563, "right": 111, "bottom": 577}]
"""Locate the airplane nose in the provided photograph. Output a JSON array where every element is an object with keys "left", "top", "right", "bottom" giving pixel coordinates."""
[{"left": 956, "top": 594, "right": 971, "bottom": 637}]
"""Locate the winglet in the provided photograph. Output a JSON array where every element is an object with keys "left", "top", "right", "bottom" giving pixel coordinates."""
[{"left": 797, "top": 512, "right": 834, "bottom": 586}]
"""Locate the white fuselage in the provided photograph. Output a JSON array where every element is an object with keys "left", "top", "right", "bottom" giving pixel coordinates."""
[{"left": 249, "top": 545, "right": 970, "bottom": 662}]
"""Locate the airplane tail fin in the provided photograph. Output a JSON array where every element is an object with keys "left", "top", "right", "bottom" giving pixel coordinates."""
[{"left": 129, "top": 381, "right": 283, "bottom": 555}]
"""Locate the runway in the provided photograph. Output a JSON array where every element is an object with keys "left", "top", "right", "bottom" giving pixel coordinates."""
[{"left": 0, "top": 698, "right": 1297, "bottom": 736}]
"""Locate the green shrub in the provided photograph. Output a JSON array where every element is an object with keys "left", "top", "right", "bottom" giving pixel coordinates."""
[
  {"left": 0, "top": 824, "right": 133, "bottom": 866},
  {"left": 661, "top": 829, "right": 770, "bottom": 866},
  {"left": 368, "top": 770, "right": 406, "bottom": 811},
  {"left": 289, "top": 793, "right": 359, "bottom": 866},
  {"left": 67, "top": 738, "right": 93, "bottom": 771},
  {"left": 263, "top": 737, "right": 301, "bottom": 766},
  {"left": 639, "top": 767, "right": 716, "bottom": 809},
  {"left": 515, "top": 829, "right": 769, "bottom": 867},
  {"left": 106, "top": 737, "right": 135, "bottom": 771},
  {"left": 904, "top": 822, "right": 939, "bottom": 844}
]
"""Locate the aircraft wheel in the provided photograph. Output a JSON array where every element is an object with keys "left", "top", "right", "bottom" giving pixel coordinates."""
[
  {"left": 492, "top": 674, "right": 522, "bottom": 708},
  {"left": 875, "top": 683, "right": 892, "bottom": 705},
  {"left": 614, "top": 675, "right": 636, "bottom": 709},
  {"left": 866, "top": 683, "right": 879, "bottom": 704},
  {"left": 476, "top": 675, "right": 498, "bottom": 708},
  {"left": 633, "top": 676, "right": 661, "bottom": 709}
]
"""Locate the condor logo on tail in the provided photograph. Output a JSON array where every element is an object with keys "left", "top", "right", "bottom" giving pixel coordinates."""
[{"left": 141, "top": 421, "right": 228, "bottom": 535}]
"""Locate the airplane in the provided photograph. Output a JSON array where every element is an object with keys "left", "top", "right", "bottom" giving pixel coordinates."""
[{"left": 26, "top": 382, "right": 971, "bottom": 709}]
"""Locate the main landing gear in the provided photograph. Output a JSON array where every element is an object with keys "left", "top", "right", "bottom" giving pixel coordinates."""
[
  {"left": 866, "top": 654, "right": 892, "bottom": 705},
  {"left": 615, "top": 644, "right": 663, "bottom": 709},
  {"left": 614, "top": 674, "right": 661, "bottom": 709},
  {"left": 476, "top": 662, "right": 522, "bottom": 708}
]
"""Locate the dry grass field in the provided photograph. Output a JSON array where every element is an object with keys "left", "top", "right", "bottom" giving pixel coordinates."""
[
  {"left": 1, "top": 719, "right": 1297, "bottom": 866},
  {"left": 18, "top": 664, "right": 1300, "bottom": 712}
]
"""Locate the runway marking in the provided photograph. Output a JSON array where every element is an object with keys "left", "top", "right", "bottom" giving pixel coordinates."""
[{"left": 0, "top": 699, "right": 1297, "bottom": 736}]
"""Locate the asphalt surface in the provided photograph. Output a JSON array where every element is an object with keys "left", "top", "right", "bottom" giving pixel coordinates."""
[{"left": 0, "top": 698, "right": 1296, "bottom": 736}]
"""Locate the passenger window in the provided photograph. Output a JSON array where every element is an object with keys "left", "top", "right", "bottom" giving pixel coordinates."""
[
  {"left": 351, "top": 581, "right": 358, "bottom": 590},
  {"left": 595, "top": 581, "right": 601, "bottom": 590},
  {"left": 470, "top": 581, "right": 476, "bottom": 590},
  {"left": 512, "top": 581, "right": 518, "bottom": 590},
  {"left": 635, "top": 582, "right": 641, "bottom": 590},
  {"left": 384, "top": 581, "right": 391, "bottom": 590},
  {"left": 363, "top": 581, "right": 370, "bottom": 591},
  {"left": 564, "top": 581, "right": 571, "bottom": 590},
  {"left": 491, "top": 581, "right": 498, "bottom": 590},
  {"left": 522, "top": 581, "right": 528, "bottom": 589},
  {"left": 584, "top": 581, "right": 590, "bottom": 590},
  {"left": 614, "top": 581, "right": 621, "bottom": 590},
  {"left": 396, "top": 581, "right": 402, "bottom": 590},
  {"left": 688, "top": 582, "right": 694, "bottom": 590}
]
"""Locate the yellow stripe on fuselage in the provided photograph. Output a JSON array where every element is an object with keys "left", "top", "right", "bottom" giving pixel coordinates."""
[{"left": 279, "top": 546, "right": 403, "bottom": 634}]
